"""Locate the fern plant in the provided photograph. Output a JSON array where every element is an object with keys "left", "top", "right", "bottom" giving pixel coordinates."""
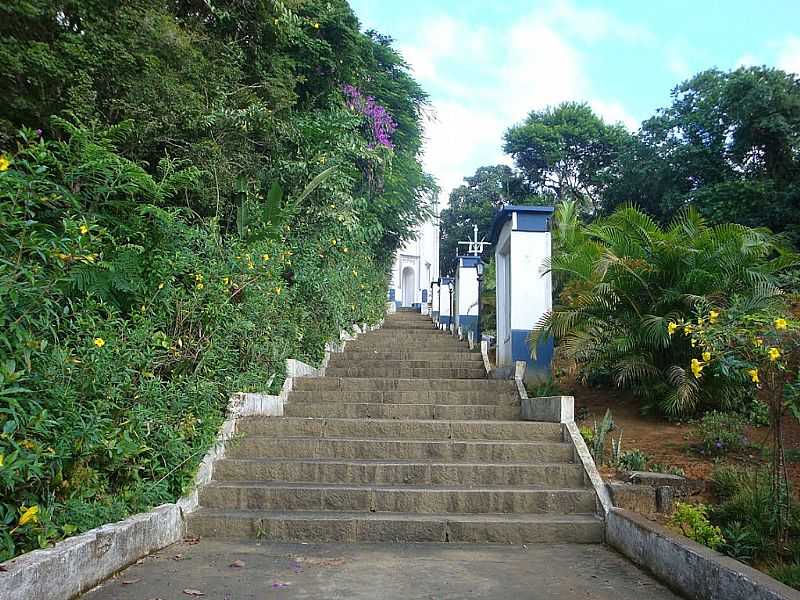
[{"left": 532, "top": 201, "right": 798, "bottom": 415}]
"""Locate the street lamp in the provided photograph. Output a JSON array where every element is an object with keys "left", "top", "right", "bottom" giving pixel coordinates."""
[
  {"left": 448, "top": 280, "right": 455, "bottom": 334},
  {"left": 475, "top": 260, "right": 484, "bottom": 343}
]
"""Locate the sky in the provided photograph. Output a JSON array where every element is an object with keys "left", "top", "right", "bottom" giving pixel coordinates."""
[{"left": 349, "top": 0, "right": 800, "bottom": 205}]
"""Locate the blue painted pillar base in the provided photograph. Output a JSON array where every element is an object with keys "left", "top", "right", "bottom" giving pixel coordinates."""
[
  {"left": 458, "top": 315, "right": 479, "bottom": 341},
  {"left": 439, "top": 315, "right": 451, "bottom": 326},
  {"left": 512, "top": 329, "right": 553, "bottom": 374}
]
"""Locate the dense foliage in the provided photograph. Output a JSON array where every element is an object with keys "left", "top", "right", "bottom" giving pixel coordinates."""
[
  {"left": 532, "top": 202, "right": 798, "bottom": 415},
  {"left": 606, "top": 67, "right": 800, "bottom": 243},
  {"left": 0, "top": 0, "right": 432, "bottom": 560}
]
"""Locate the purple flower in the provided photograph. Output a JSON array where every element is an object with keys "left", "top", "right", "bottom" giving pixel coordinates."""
[
  {"left": 36, "top": 128, "right": 43, "bottom": 137},
  {"left": 341, "top": 84, "right": 397, "bottom": 149}
]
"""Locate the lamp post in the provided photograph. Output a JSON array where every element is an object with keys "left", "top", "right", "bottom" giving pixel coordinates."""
[
  {"left": 448, "top": 280, "right": 455, "bottom": 334},
  {"left": 475, "top": 260, "right": 484, "bottom": 343}
]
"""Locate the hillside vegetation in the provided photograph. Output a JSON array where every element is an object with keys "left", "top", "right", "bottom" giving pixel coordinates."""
[{"left": 0, "top": 0, "right": 432, "bottom": 560}]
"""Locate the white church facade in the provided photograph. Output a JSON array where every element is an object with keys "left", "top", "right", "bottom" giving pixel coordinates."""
[{"left": 388, "top": 203, "right": 440, "bottom": 311}]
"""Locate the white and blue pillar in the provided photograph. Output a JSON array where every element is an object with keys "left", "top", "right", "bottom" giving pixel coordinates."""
[
  {"left": 438, "top": 276, "right": 453, "bottom": 328},
  {"left": 488, "top": 205, "right": 554, "bottom": 375},
  {"left": 454, "top": 256, "right": 480, "bottom": 342}
]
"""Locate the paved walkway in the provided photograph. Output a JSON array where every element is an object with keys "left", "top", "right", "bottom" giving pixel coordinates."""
[{"left": 82, "top": 539, "right": 682, "bottom": 599}]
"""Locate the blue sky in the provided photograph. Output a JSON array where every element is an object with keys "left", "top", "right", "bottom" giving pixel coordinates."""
[{"left": 350, "top": 0, "right": 800, "bottom": 203}]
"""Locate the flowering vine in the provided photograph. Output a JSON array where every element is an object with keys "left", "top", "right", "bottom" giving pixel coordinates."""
[{"left": 341, "top": 84, "right": 397, "bottom": 149}]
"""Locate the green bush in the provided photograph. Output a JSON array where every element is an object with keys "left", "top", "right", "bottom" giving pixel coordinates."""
[
  {"left": 670, "top": 502, "right": 725, "bottom": 550},
  {"left": 767, "top": 563, "right": 800, "bottom": 591},
  {"left": 534, "top": 201, "right": 798, "bottom": 415},
  {"left": 616, "top": 449, "right": 650, "bottom": 472},
  {"left": 695, "top": 411, "right": 748, "bottom": 456}
]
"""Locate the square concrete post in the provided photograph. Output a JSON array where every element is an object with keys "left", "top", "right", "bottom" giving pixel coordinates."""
[
  {"left": 489, "top": 206, "right": 554, "bottom": 376},
  {"left": 438, "top": 276, "right": 453, "bottom": 329},
  {"left": 454, "top": 256, "right": 480, "bottom": 343},
  {"left": 431, "top": 281, "right": 440, "bottom": 324}
]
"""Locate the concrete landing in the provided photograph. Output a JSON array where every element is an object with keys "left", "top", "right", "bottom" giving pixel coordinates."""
[{"left": 81, "top": 539, "right": 683, "bottom": 599}]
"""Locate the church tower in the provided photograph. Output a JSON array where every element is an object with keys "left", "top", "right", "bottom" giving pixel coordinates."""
[{"left": 389, "top": 199, "right": 440, "bottom": 312}]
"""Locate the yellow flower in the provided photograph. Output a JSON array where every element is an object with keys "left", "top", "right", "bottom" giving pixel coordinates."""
[
  {"left": 194, "top": 273, "right": 204, "bottom": 282},
  {"left": 222, "top": 277, "right": 230, "bottom": 285},
  {"left": 754, "top": 337, "right": 764, "bottom": 348},
  {"left": 331, "top": 239, "right": 337, "bottom": 246},
  {"left": 683, "top": 324, "right": 693, "bottom": 335},
  {"left": 19, "top": 505, "right": 39, "bottom": 526},
  {"left": 709, "top": 310, "right": 719, "bottom": 323},
  {"left": 343, "top": 247, "right": 349, "bottom": 253},
  {"left": 313, "top": 22, "right": 320, "bottom": 29},
  {"left": 195, "top": 282, "right": 204, "bottom": 290},
  {"left": 691, "top": 338, "right": 697, "bottom": 348},
  {"left": 0, "top": 156, "right": 10, "bottom": 172},
  {"left": 352, "top": 269, "right": 358, "bottom": 277},
  {"left": 79, "top": 224, "right": 89, "bottom": 235},
  {"left": 158, "top": 282, "right": 165, "bottom": 290},
  {"left": 667, "top": 321, "right": 678, "bottom": 336},
  {"left": 262, "top": 254, "right": 270, "bottom": 261},
  {"left": 768, "top": 347, "right": 781, "bottom": 362},
  {"left": 93, "top": 337, "right": 105, "bottom": 348},
  {"left": 748, "top": 368, "right": 760, "bottom": 384},
  {"left": 775, "top": 318, "right": 788, "bottom": 330},
  {"left": 274, "top": 286, "right": 282, "bottom": 295},
  {"left": 20, "top": 440, "right": 35, "bottom": 450},
  {"left": 702, "top": 351, "right": 711, "bottom": 362},
  {"left": 0, "top": 454, "right": 4, "bottom": 468},
  {"left": 690, "top": 358, "right": 704, "bottom": 379}
]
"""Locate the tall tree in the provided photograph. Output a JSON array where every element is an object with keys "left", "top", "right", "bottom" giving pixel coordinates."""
[
  {"left": 439, "top": 165, "right": 530, "bottom": 276},
  {"left": 605, "top": 67, "right": 800, "bottom": 242},
  {"left": 503, "top": 102, "right": 631, "bottom": 214}
]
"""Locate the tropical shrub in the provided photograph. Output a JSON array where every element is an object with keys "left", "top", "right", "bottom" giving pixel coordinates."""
[
  {"left": 616, "top": 449, "right": 650, "bottom": 472},
  {"left": 533, "top": 201, "right": 799, "bottom": 415},
  {"left": 670, "top": 502, "right": 725, "bottom": 550},
  {"left": 695, "top": 411, "right": 748, "bottom": 456}
]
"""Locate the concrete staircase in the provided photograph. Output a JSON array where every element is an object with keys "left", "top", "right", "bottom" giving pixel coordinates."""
[{"left": 188, "top": 310, "right": 603, "bottom": 543}]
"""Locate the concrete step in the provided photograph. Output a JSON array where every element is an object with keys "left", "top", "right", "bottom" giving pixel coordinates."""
[
  {"left": 324, "top": 367, "right": 486, "bottom": 379},
  {"left": 187, "top": 510, "right": 605, "bottom": 543},
  {"left": 362, "top": 330, "right": 457, "bottom": 338},
  {"left": 345, "top": 341, "right": 471, "bottom": 352},
  {"left": 293, "top": 377, "right": 516, "bottom": 392},
  {"left": 235, "top": 417, "right": 562, "bottom": 441},
  {"left": 329, "top": 359, "right": 484, "bottom": 370},
  {"left": 213, "top": 458, "right": 587, "bottom": 487},
  {"left": 333, "top": 351, "right": 484, "bottom": 363},
  {"left": 199, "top": 482, "right": 597, "bottom": 514},
  {"left": 287, "top": 390, "right": 519, "bottom": 406},
  {"left": 225, "top": 437, "right": 574, "bottom": 462},
  {"left": 382, "top": 322, "right": 438, "bottom": 330},
  {"left": 284, "top": 402, "right": 521, "bottom": 420}
]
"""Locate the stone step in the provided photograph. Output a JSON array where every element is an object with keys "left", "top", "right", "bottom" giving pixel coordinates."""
[
  {"left": 225, "top": 437, "right": 574, "bottom": 462},
  {"left": 287, "top": 390, "right": 519, "bottom": 406},
  {"left": 236, "top": 417, "right": 562, "bottom": 441},
  {"left": 324, "top": 367, "right": 486, "bottom": 379},
  {"left": 213, "top": 458, "right": 587, "bottom": 487},
  {"left": 362, "top": 330, "right": 456, "bottom": 338},
  {"left": 284, "top": 402, "right": 520, "bottom": 420},
  {"left": 187, "top": 510, "right": 604, "bottom": 543},
  {"left": 329, "top": 359, "right": 485, "bottom": 370},
  {"left": 333, "top": 351, "right": 484, "bottom": 363},
  {"left": 293, "top": 377, "right": 516, "bottom": 392},
  {"left": 382, "top": 322, "right": 438, "bottom": 330},
  {"left": 199, "top": 482, "right": 597, "bottom": 514},
  {"left": 345, "top": 341, "right": 471, "bottom": 352}
]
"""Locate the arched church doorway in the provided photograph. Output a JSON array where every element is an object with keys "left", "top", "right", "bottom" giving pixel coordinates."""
[{"left": 401, "top": 266, "right": 415, "bottom": 307}]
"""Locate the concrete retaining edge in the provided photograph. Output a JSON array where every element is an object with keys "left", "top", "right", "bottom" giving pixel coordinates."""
[
  {"left": 607, "top": 508, "right": 800, "bottom": 600},
  {"left": 0, "top": 320, "right": 382, "bottom": 600}
]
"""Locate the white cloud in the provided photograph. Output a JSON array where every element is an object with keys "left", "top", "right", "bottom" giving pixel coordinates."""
[
  {"left": 736, "top": 53, "right": 760, "bottom": 68},
  {"left": 666, "top": 45, "right": 691, "bottom": 79},
  {"left": 400, "top": 3, "right": 644, "bottom": 204},
  {"left": 777, "top": 37, "right": 800, "bottom": 74}
]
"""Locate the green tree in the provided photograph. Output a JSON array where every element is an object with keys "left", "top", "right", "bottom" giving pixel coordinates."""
[
  {"left": 605, "top": 67, "right": 800, "bottom": 242},
  {"left": 439, "top": 165, "right": 529, "bottom": 276},
  {"left": 503, "top": 102, "right": 631, "bottom": 214}
]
